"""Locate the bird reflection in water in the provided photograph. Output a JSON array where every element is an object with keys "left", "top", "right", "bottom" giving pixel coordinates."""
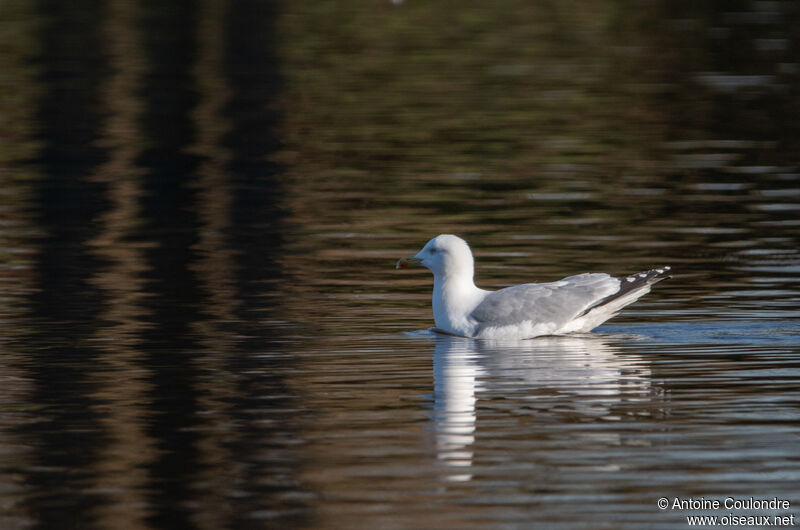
[
  {"left": 430, "top": 334, "right": 658, "bottom": 482},
  {"left": 432, "top": 337, "right": 485, "bottom": 482}
]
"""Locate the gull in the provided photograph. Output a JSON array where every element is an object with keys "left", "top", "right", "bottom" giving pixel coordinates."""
[{"left": 396, "top": 234, "right": 670, "bottom": 339}]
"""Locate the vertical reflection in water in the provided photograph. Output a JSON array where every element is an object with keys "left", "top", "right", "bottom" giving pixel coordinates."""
[
  {"left": 222, "top": 1, "right": 309, "bottom": 525},
  {"left": 86, "top": 0, "right": 155, "bottom": 527},
  {"left": 4, "top": 0, "right": 300, "bottom": 524},
  {"left": 136, "top": 1, "right": 204, "bottom": 527},
  {"left": 23, "top": 0, "right": 111, "bottom": 527},
  {"left": 134, "top": 0, "right": 302, "bottom": 526},
  {"left": 187, "top": 0, "right": 241, "bottom": 527},
  {"left": 0, "top": 3, "right": 41, "bottom": 528},
  {"left": 432, "top": 338, "right": 484, "bottom": 482}
]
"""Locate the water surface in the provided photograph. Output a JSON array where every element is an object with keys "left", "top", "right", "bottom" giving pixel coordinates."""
[{"left": 1, "top": 0, "right": 799, "bottom": 528}]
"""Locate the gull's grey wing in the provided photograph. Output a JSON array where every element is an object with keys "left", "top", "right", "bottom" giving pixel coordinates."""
[{"left": 470, "top": 273, "right": 621, "bottom": 331}]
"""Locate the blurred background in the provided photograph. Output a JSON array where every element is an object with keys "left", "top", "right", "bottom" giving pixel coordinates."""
[{"left": 1, "top": 0, "right": 799, "bottom": 528}]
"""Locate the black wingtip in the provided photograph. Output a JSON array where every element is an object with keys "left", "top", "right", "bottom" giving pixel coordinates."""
[
  {"left": 575, "top": 266, "right": 672, "bottom": 318},
  {"left": 624, "top": 266, "right": 672, "bottom": 285}
]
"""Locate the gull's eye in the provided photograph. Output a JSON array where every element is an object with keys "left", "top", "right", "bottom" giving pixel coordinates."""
[{"left": 429, "top": 248, "right": 437, "bottom": 254}]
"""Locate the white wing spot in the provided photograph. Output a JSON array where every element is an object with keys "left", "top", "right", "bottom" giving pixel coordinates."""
[
  {"left": 626, "top": 277, "right": 635, "bottom": 282},
  {"left": 656, "top": 268, "right": 664, "bottom": 274},
  {"left": 638, "top": 273, "right": 647, "bottom": 278}
]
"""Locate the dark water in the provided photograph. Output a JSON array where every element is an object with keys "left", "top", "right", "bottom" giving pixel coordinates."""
[{"left": 1, "top": 1, "right": 799, "bottom": 528}]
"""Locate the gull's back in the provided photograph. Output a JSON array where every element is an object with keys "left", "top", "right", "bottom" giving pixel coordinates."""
[{"left": 469, "top": 268, "right": 670, "bottom": 339}]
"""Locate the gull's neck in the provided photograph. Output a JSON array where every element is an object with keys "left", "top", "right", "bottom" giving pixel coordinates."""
[{"left": 431, "top": 268, "right": 485, "bottom": 335}]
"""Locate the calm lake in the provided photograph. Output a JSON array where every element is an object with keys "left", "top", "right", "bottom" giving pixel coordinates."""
[{"left": 1, "top": 1, "right": 799, "bottom": 528}]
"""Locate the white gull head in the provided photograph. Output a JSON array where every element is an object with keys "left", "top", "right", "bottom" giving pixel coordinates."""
[
  {"left": 413, "top": 234, "right": 475, "bottom": 279},
  {"left": 397, "top": 235, "right": 487, "bottom": 336}
]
